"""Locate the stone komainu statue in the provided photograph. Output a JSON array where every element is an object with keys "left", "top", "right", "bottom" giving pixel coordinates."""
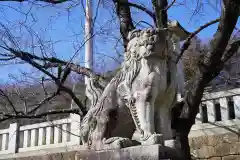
[{"left": 80, "top": 22, "right": 189, "bottom": 150}]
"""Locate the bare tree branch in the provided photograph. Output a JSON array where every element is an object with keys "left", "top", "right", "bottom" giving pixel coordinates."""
[
  {"left": 115, "top": 0, "right": 155, "bottom": 20},
  {"left": 0, "top": 47, "right": 108, "bottom": 86},
  {"left": 0, "top": 108, "right": 80, "bottom": 123},
  {"left": 221, "top": 39, "right": 240, "bottom": 62},
  {"left": 172, "top": 1, "right": 240, "bottom": 159},
  {"left": 27, "top": 92, "right": 59, "bottom": 114},
  {"left": 0, "top": 89, "right": 18, "bottom": 114},
  {"left": 182, "top": 0, "right": 239, "bottom": 131},
  {"left": 165, "top": 0, "right": 176, "bottom": 10},
  {"left": 176, "top": 18, "right": 220, "bottom": 63},
  {"left": 0, "top": 0, "right": 68, "bottom": 4},
  {"left": 44, "top": 62, "right": 108, "bottom": 88},
  {"left": 7, "top": 48, "right": 87, "bottom": 116}
]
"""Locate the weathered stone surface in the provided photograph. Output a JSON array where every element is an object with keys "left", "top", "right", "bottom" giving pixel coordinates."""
[
  {"left": 209, "top": 157, "right": 221, "bottom": 160},
  {"left": 229, "top": 142, "right": 240, "bottom": 155},
  {"left": 0, "top": 145, "right": 182, "bottom": 160},
  {"left": 189, "top": 121, "right": 240, "bottom": 159},
  {"left": 189, "top": 132, "right": 240, "bottom": 150},
  {"left": 222, "top": 155, "right": 240, "bottom": 160},
  {"left": 191, "top": 142, "right": 240, "bottom": 158},
  {"left": 4, "top": 151, "right": 77, "bottom": 160},
  {"left": 75, "top": 145, "right": 181, "bottom": 160},
  {"left": 189, "top": 135, "right": 212, "bottom": 149}
]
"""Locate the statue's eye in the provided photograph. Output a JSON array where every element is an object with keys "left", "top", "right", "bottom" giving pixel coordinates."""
[
  {"left": 129, "top": 32, "right": 137, "bottom": 40},
  {"left": 128, "top": 30, "right": 140, "bottom": 40}
]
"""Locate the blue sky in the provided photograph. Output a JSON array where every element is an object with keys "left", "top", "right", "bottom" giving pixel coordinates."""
[{"left": 0, "top": 0, "right": 238, "bottom": 84}]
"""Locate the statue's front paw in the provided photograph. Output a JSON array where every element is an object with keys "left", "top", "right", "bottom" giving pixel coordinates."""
[
  {"left": 103, "top": 137, "right": 134, "bottom": 149},
  {"left": 140, "top": 133, "right": 164, "bottom": 145}
]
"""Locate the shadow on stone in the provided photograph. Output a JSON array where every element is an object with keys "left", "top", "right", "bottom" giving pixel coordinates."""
[{"left": 76, "top": 144, "right": 182, "bottom": 160}]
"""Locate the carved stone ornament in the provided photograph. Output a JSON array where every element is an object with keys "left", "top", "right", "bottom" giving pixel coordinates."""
[{"left": 80, "top": 22, "right": 190, "bottom": 151}]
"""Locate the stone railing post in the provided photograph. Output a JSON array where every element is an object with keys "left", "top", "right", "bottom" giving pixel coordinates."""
[
  {"left": 8, "top": 123, "right": 19, "bottom": 153},
  {"left": 70, "top": 114, "right": 81, "bottom": 145}
]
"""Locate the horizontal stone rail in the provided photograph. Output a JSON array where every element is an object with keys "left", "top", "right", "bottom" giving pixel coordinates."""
[
  {"left": 195, "top": 87, "right": 240, "bottom": 124},
  {"left": 0, "top": 114, "right": 80, "bottom": 155}
]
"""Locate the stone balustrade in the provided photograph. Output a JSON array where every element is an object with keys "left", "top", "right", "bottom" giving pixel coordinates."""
[
  {"left": 195, "top": 87, "right": 240, "bottom": 124},
  {"left": 0, "top": 88, "right": 239, "bottom": 159},
  {"left": 189, "top": 87, "right": 240, "bottom": 160},
  {"left": 0, "top": 114, "right": 81, "bottom": 156}
]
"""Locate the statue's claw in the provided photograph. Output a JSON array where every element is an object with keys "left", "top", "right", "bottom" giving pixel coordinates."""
[
  {"left": 103, "top": 137, "right": 134, "bottom": 149},
  {"left": 140, "top": 133, "right": 164, "bottom": 145},
  {"left": 133, "top": 131, "right": 164, "bottom": 145}
]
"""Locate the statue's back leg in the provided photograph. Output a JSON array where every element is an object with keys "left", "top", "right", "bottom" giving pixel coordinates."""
[
  {"left": 89, "top": 108, "right": 116, "bottom": 149},
  {"left": 155, "top": 103, "right": 172, "bottom": 140},
  {"left": 89, "top": 108, "right": 134, "bottom": 150},
  {"left": 154, "top": 91, "right": 181, "bottom": 149},
  {"left": 154, "top": 86, "right": 176, "bottom": 140}
]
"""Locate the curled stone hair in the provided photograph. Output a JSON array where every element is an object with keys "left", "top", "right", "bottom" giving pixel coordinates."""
[{"left": 120, "top": 28, "right": 167, "bottom": 88}]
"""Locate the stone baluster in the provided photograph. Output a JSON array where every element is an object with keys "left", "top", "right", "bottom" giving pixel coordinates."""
[
  {"left": 70, "top": 114, "right": 81, "bottom": 145},
  {"left": 38, "top": 128, "right": 46, "bottom": 145},
  {"left": 30, "top": 129, "right": 37, "bottom": 147},
  {"left": 233, "top": 96, "right": 240, "bottom": 119},
  {"left": 46, "top": 126, "right": 54, "bottom": 145},
  {"left": 23, "top": 130, "right": 29, "bottom": 148},
  {"left": 1, "top": 133, "right": 8, "bottom": 151},
  {"left": 62, "top": 124, "right": 68, "bottom": 143},
  {"left": 8, "top": 123, "right": 18, "bottom": 153},
  {"left": 219, "top": 97, "right": 228, "bottom": 121},
  {"left": 54, "top": 125, "right": 61, "bottom": 144},
  {"left": 205, "top": 100, "right": 215, "bottom": 122}
]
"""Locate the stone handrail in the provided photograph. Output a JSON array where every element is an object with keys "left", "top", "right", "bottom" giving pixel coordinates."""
[
  {"left": 195, "top": 87, "right": 240, "bottom": 124},
  {"left": 0, "top": 114, "right": 81, "bottom": 155}
]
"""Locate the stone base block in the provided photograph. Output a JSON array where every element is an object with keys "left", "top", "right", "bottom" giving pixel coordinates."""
[
  {"left": 0, "top": 145, "right": 181, "bottom": 160},
  {"left": 75, "top": 144, "right": 182, "bottom": 160}
]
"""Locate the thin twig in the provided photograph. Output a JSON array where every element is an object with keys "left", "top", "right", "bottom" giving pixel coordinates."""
[
  {"left": 27, "top": 92, "right": 59, "bottom": 114},
  {"left": 8, "top": 48, "right": 87, "bottom": 116},
  {"left": 113, "top": 0, "right": 155, "bottom": 19},
  {"left": 176, "top": 18, "right": 220, "bottom": 63},
  {"left": 0, "top": 89, "right": 18, "bottom": 114},
  {"left": 0, "top": 108, "right": 80, "bottom": 123},
  {"left": 221, "top": 40, "right": 240, "bottom": 63},
  {"left": 165, "top": 0, "right": 176, "bottom": 10}
]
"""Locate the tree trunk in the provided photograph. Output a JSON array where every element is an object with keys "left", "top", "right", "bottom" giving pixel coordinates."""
[
  {"left": 171, "top": 1, "right": 240, "bottom": 159},
  {"left": 154, "top": 0, "right": 168, "bottom": 28},
  {"left": 113, "top": 0, "right": 135, "bottom": 51}
]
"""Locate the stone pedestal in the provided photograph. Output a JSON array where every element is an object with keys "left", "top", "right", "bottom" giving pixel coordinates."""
[{"left": 75, "top": 144, "right": 182, "bottom": 160}]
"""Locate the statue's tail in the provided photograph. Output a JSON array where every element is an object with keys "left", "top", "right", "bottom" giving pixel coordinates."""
[
  {"left": 80, "top": 77, "right": 104, "bottom": 145},
  {"left": 85, "top": 77, "right": 104, "bottom": 107}
]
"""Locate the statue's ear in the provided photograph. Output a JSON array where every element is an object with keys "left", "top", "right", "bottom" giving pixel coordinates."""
[{"left": 168, "top": 20, "right": 191, "bottom": 41}]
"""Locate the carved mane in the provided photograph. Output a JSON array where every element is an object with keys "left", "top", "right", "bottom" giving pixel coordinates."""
[{"left": 116, "top": 28, "right": 166, "bottom": 89}]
